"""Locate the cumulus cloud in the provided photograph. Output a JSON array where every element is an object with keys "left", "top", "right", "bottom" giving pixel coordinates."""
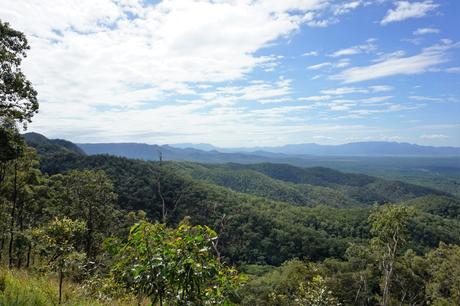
[
  {"left": 0, "top": 0, "right": 362, "bottom": 145},
  {"left": 0, "top": 0, "right": 334, "bottom": 110},
  {"left": 0, "top": 0, "right": 454, "bottom": 146},
  {"left": 381, "top": 1, "right": 439, "bottom": 25}
]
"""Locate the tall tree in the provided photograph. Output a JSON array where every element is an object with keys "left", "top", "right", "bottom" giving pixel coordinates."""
[
  {"left": 35, "top": 217, "right": 86, "bottom": 304},
  {"left": 369, "top": 205, "right": 415, "bottom": 306},
  {"left": 49, "top": 170, "right": 118, "bottom": 259},
  {"left": 0, "top": 20, "right": 38, "bottom": 126}
]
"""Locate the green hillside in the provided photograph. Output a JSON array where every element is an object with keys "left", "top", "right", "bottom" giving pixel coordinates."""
[{"left": 25, "top": 137, "right": 460, "bottom": 265}]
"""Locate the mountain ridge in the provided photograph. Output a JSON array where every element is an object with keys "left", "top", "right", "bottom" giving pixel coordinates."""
[{"left": 170, "top": 141, "right": 460, "bottom": 156}]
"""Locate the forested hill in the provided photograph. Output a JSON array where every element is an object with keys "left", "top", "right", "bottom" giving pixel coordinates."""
[
  {"left": 77, "top": 141, "right": 275, "bottom": 163},
  {"left": 171, "top": 162, "right": 448, "bottom": 207},
  {"left": 26, "top": 133, "right": 449, "bottom": 207},
  {"left": 24, "top": 132, "right": 86, "bottom": 156},
  {"left": 24, "top": 132, "right": 460, "bottom": 266}
]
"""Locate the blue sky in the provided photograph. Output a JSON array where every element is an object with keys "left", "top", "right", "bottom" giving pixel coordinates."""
[{"left": 1, "top": 0, "right": 459, "bottom": 147}]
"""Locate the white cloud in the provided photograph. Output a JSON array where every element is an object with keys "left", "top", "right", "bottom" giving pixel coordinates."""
[
  {"left": 0, "top": 0, "right": 331, "bottom": 110},
  {"left": 212, "top": 79, "right": 292, "bottom": 103},
  {"left": 347, "top": 103, "right": 418, "bottom": 116},
  {"left": 420, "top": 134, "right": 449, "bottom": 140},
  {"left": 409, "top": 95, "right": 459, "bottom": 103},
  {"left": 320, "top": 87, "right": 368, "bottom": 95},
  {"left": 330, "top": 39, "right": 377, "bottom": 57},
  {"left": 312, "top": 135, "right": 332, "bottom": 140},
  {"left": 332, "top": 41, "right": 458, "bottom": 83},
  {"left": 401, "top": 37, "right": 423, "bottom": 45},
  {"left": 307, "top": 58, "right": 350, "bottom": 70},
  {"left": 298, "top": 95, "right": 331, "bottom": 101},
  {"left": 413, "top": 27, "right": 440, "bottom": 35},
  {"left": 0, "top": 0, "right": 455, "bottom": 146},
  {"left": 369, "top": 85, "right": 393, "bottom": 92},
  {"left": 381, "top": 1, "right": 439, "bottom": 25},
  {"left": 360, "top": 96, "right": 393, "bottom": 103},
  {"left": 1, "top": 0, "right": 377, "bottom": 145},
  {"left": 409, "top": 95, "right": 443, "bottom": 102},
  {"left": 335, "top": 58, "right": 351, "bottom": 68},
  {"left": 446, "top": 67, "right": 460, "bottom": 73},
  {"left": 333, "top": 1, "right": 363, "bottom": 16},
  {"left": 311, "top": 75, "right": 321, "bottom": 80},
  {"left": 372, "top": 50, "right": 406, "bottom": 62},
  {"left": 307, "top": 62, "right": 333, "bottom": 70},
  {"left": 303, "top": 51, "right": 319, "bottom": 56}
]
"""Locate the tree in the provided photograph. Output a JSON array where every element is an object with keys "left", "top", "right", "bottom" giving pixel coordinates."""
[
  {"left": 0, "top": 145, "right": 44, "bottom": 267},
  {"left": 269, "top": 274, "right": 341, "bottom": 306},
  {"left": 49, "top": 170, "right": 118, "bottom": 259},
  {"left": 369, "top": 205, "right": 415, "bottom": 306},
  {"left": 111, "top": 220, "right": 242, "bottom": 305},
  {"left": 0, "top": 20, "right": 38, "bottom": 126},
  {"left": 392, "top": 249, "right": 429, "bottom": 305},
  {"left": 425, "top": 243, "right": 460, "bottom": 305},
  {"left": 241, "top": 259, "right": 340, "bottom": 306},
  {"left": 35, "top": 217, "right": 86, "bottom": 304}
]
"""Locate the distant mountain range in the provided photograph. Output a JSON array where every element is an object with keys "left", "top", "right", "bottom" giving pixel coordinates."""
[
  {"left": 23, "top": 133, "right": 460, "bottom": 162},
  {"left": 171, "top": 141, "right": 460, "bottom": 156},
  {"left": 23, "top": 132, "right": 460, "bottom": 197}
]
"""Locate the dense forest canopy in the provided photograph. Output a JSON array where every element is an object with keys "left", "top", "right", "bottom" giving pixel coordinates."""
[{"left": 1, "top": 19, "right": 460, "bottom": 306}]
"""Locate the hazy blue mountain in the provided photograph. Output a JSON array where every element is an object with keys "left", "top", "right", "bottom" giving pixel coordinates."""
[
  {"left": 258, "top": 141, "right": 460, "bottom": 156},
  {"left": 25, "top": 133, "right": 460, "bottom": 197},
  {"left": 170, "top": 143, "right": 219, "bottom": 151},
  {"left": 181, "top": 141, "right": 460, "bottom": 156},
  {"left": 77, "top": 142, "right": 275, "bottom": 163}
]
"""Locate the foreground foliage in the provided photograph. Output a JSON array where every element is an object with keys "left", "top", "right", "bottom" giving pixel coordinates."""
[{"left": 111, "top": 220, "right": 242, "bottom": 305}]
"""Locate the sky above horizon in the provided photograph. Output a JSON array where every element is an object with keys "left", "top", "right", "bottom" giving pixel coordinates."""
[{"left": 1, "top": 0, "right": 459, "bottom": 147}]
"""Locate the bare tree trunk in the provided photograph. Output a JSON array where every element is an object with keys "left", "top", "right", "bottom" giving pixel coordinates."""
[
  {"left": 0, "top": 237, "right": 3, "bottom": 262},
  {"left": 156, "top": 176, "right": 166, "bottom": 224},
  {"left": 0, "top": 161, "right": 7, "bottom": 187},
  {"left": 211, "top": 213, "right": 226, "bottom": 262},
  {"left": 382, "top": 234, "right": 398, "bottom": 306},
  {"left": 382, "top": 266, "right": 393, "bottom": 306},
  {"left": 26, "top": 243, "right": 31, "bottom": 268},
  {"left": 85, "top": 201, "right": 94, "bottom": 259},
  {"left": 59, "top": 269, "right": 63, "bottom": 304},
  {"left": 8, "top": 159, "right": 18, "bottom": 267},
  {"left": 16, "top": 253, "right": 22, "bottom": 268}
]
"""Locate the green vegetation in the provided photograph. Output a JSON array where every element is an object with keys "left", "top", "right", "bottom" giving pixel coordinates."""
[
  {"left": 111, "top": 220, "right": 242, "bottom": 305},
  {"left": 1, "top": 20, "right": 460, "bottom": 305}
]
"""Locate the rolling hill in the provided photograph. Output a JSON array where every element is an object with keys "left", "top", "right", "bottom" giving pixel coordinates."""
[{"left": 22, "top": 132, "right": 460, "bottom": 265}]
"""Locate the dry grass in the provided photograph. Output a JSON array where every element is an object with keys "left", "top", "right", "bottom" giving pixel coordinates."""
[{"left": 0, "top": 268, "right": 140, "bottom": 306}]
